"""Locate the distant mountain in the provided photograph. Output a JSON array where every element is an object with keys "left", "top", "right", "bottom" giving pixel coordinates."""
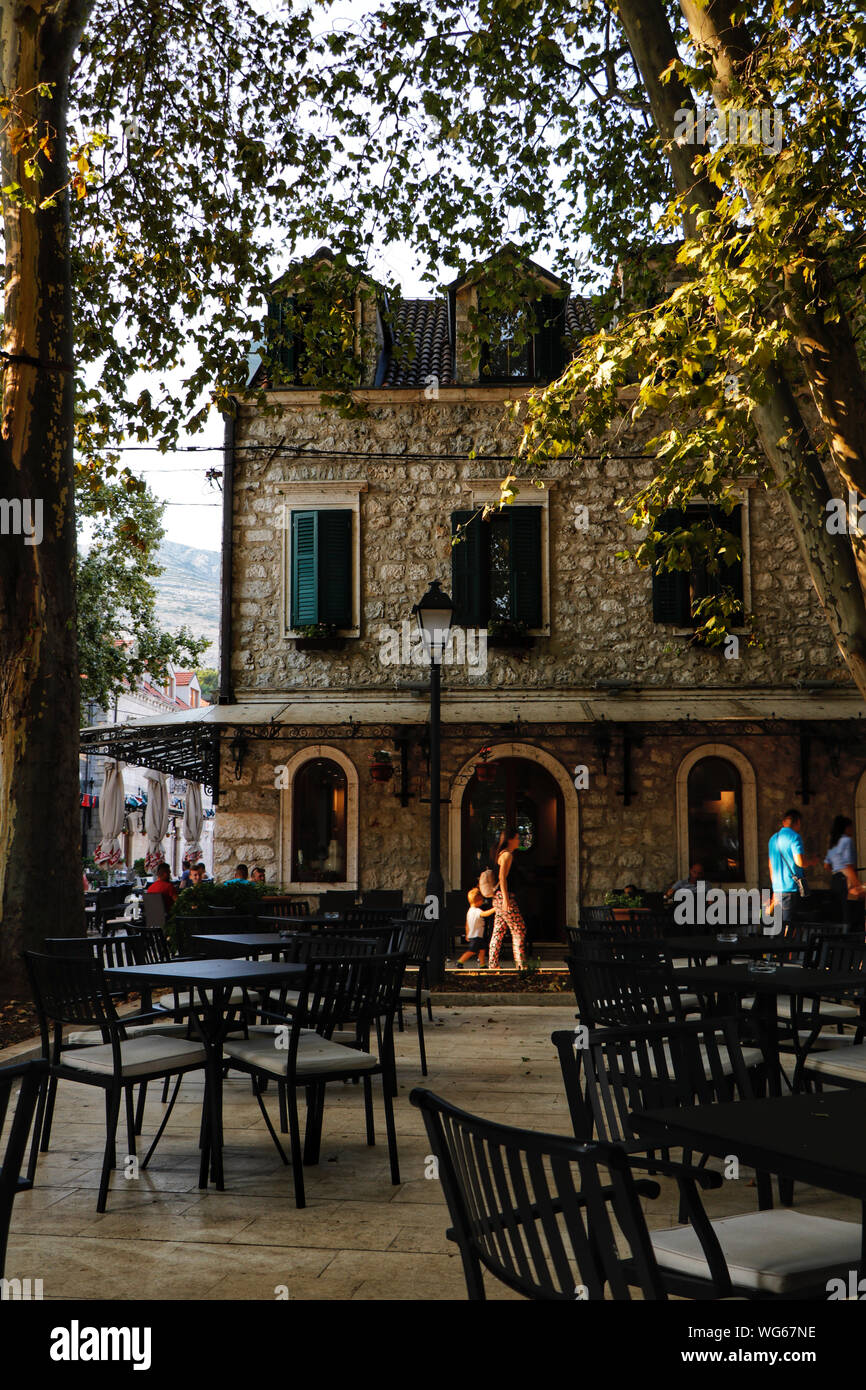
[{"left": 153, "top": 541, "right": 221, "bottom": 666}]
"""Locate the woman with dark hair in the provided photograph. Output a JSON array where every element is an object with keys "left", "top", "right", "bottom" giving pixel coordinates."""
[
  {"left": 824, "top": 816, "right": 864, "bottom": 925},
  {"left": 487, "top": 826, "right": 527, "bottom": 970}
]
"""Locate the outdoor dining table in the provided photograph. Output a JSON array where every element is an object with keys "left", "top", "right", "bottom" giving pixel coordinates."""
[
  {"left": 256, "top": 913, "right": 349, "bottom": 929},
  {"left": 614, "top": 934, "right": 800, "bottom": 959},
  {"left": 670, "top": 962, "right": 866, "bottom": 1097},
  {"left": 190, "top": 932, "right": 301, "bottom": 958},
  {"left": 104, "top": 958, "right": 306, "bottom": 1191},
  {"left": 633, "top": 1088, "right": 866, "bottom": 1268}
]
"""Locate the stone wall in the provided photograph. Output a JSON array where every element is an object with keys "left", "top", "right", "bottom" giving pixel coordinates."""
[
  {"left": 229, "top": 390, "right": 848, "bottom": 697},
  {"left": 213, "top": 725, "right": 866, "bottom": 919}
]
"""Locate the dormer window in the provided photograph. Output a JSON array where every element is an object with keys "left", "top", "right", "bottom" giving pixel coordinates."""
[
  {"left": 482, "top": 310, "right": 534, "bottom": 381},
  {"left": 477, "top": 295, "right": 567, "bottom": 385}
]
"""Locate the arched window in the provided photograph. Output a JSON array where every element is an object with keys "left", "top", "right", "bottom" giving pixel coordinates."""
[
  {"left": 687, "top": 756, "right": 744, "bottom": 882},
  {"left": 291, "top": 758, "right": 348, "bottom": 883}
]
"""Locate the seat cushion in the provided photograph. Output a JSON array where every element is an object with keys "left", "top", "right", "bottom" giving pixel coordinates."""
[
  {"left": 776, "top": 996, "right": 858, "bottom": 1022},
  {"left": 400, "top": 987, "right": 431, "bottom": 1003},
  {"left": 158, "top": 987, "right": 255, "bottom": 1011},
  {"left": 651, "top": 1210, "right": 862, "bottom": 1294},
  {"left": 805, "top": 1042, "right": 866, "bottom": 1082},
  {"left": 224, "top": 1032, "right": 377, "bottom": 1079},
  {"left": 66, "top": 1022, "right": 192, "bottom": 1045},
  {"left": 61, "top": 1035, "right": 207, "bottom": 1080}
]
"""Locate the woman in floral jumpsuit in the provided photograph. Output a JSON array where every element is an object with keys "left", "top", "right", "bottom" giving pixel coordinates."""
[{"left": 488, "top": 828, "right": 526, "bottom": 970}]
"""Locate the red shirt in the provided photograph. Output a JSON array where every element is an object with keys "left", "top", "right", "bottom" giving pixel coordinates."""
[{"left": 147, "top": 879, "right": 178, "bottom": 905}]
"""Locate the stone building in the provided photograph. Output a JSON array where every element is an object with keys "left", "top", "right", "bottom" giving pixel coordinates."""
[{"left": 85, "top": 247, "right": 866, "bottom": 941}]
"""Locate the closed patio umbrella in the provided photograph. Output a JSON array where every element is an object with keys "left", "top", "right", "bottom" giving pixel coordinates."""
[
  {"left": 95, "top": 760, "right": 125, "bottom": 867},
  {"left": 143, "top": 769, "right": 170, "bottom": 874},
  {"left": 182, "top": 781, "right": 203, "bottom": 862}
]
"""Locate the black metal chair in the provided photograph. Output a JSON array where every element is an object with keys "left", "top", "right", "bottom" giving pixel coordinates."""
[
  {"left": 796, "top": 938, "right": 866, "bottom": 1090},
  {"left": 224, "top": 953, "right": 404, "bottom": 1208},
  {"left": 319, "top": 891, "right": 358, "bottom": 913},
  {"left": 361, "top": 891, "right": 403, "bottom": 908},
  {"left": 551, "top": 1020, "right": 862, "bottom": 1298},
  {"left": 578, "top": 906, "right": 615, "bottom": 926},
  {"left": 255, "top": 898, "right": 311, "bottom": 919},
  {"left": 25, "top": 951, "right": 207, "bottom": 1211},
  {"left": 394, "top": 918, "right": 437, "bottom": 1074},
  {"left": 0, "top": 1059, "right": 47, "bottom": 1279},
  {"left": 141, "top": 893, "right": 167, "bottom": 929},
  {"left": 566, "top": 947, "right": 689, "bottom": 1029},
  {"left": 410, "top": 1088, "right": 671, "bottom": 1300}
]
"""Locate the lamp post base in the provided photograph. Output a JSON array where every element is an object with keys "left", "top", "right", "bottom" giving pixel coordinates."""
[{"left": 425, "top": 867, "right": 446, "bottom": 987}]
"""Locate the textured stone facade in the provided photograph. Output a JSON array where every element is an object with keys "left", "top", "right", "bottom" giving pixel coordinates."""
[{"left": 218, "top": 381, "right": 866, "bottom": 928}]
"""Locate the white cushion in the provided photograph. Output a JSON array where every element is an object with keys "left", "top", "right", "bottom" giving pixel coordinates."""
[
  {"left": 651, "top": 1210, "right": 862, "bottom": 1294},
  {"left": 158, "top": 987, "right": 254, "bottom": 1011},
  {"left": 66, "top": 1022, "right": 192, "bottom": 1045},
  {"left": 775, "top": 996, "right": 858, "bottom": 1022},
  {"left": 224, "top": 1031, "right": 377, "bottom": 1078},
  {"left": 805, "top": 1042, "right": 866, "bottom": 1081},
  {"left": 61, "top": 1035, "right": 206, "bottom": 1080}
]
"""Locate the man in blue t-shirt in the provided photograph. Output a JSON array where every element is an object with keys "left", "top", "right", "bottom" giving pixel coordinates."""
[{"left": 768, "top": 809, "right": 813, "bottom": 927}]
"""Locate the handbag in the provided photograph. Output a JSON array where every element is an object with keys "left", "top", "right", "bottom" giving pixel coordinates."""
[{"left": 478, "top": 868, "right": 497, "bottom": 899}]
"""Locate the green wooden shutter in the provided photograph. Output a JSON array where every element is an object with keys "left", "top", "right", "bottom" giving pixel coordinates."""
[
  {"left": 317, "top": 509, "right": 353, "bottom": 626},
  {"left": 534, "top": 295, "right": 567, "bottom": 381},
  {"left": 291, "top": 511, "right": 318, "bottom": 626},
  {"left": 509, "top": 507, "right": 543, "bottom": 626},
  {"left": 267, "top": 294, "right": 296, "bottom": 380},
  {"left": 651, "top": 509, "right": 691, "bottom": 624},
  {"left": 451, "top": 511, "right": 489, "bottom": 626}
]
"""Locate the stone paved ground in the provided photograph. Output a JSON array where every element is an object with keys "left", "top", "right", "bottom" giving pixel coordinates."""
[{"left": 2, "top": 1004, "right": 859, "bottom": 1301}]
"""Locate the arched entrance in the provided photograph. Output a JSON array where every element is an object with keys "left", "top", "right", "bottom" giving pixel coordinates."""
[{"left": 450, "top": 745, "right": 578, "bottom": 938}]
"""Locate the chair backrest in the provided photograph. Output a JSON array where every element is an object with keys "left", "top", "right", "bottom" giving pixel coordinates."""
[
  {"left": 290, "top": 954, "right": 399, "bottom": 1044},
  {"left": 552, "top": 1017, "right": 754, "bottom": 1151},
  {"left": 319, "top": 891, "right": 358, "bottom": 912},
  {"left": 342, "top": 906, "right": 401, "bottom": 926},
  {"left": 0, "top": 1058, "right": 48, "bottom": 1278},
  {"left": 404, "top": 903, "right": 426, "bottom": 921},
  {"left": 43, "top": 935, "right": 148, "bottom": 969},
  {"left": 141, "top": 893, "right": 167, "bottom": 929},
  {"left": 25, "top": 951, "right": 120, "bottom": 1037},
  {"left": 409, "top": 1088, "right": 667, "bottom": 1301},
  {"left": 256, "top": 897, "right": 310, "bottom": 919},
  {"left": 274, "top": 932, "right": 382, "bottom": 963},
  {"left": 393, "top": 918, "right": 437, "bottom": 967},
  {"left": 129, "top": 926, "right": 174, "bottom": 964},
  {"left": 813, "top": 935, "right": 866, "bottom": 975},
  {"left": 361, "top": 890, "right": 403, "bottom": 908},
  {"left": 579, "top": 906, "right": 615, "bottom": 925},
  {"left": 566, "top": 949, "right": 684, "bottom": 1028}
]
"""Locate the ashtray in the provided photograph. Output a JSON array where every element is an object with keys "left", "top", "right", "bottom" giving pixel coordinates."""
[
  {"left": 748, "top": 960, "right": 778, "bottom": 974},
  {"left": 279, "top": 929, "right": 292, "bottom": 940},
  {"left": 716, "top": 933, "right": 738, "bottom": 943}
]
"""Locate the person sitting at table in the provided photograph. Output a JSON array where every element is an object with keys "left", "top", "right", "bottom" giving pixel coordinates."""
[
  {"left": 188, "top": 862, "right": 207, "bottom": 887},
  {"left": 251, "top": 866, "right": 266, "bottom": 883},
  {"left": 224, "top": 864, "right": 249, "bottom": 884},
  {"left": 146, "top": 862, "right": 178, "bottom": 905},
  {"left": 664, "top": 862, "right": 703, "bottom": 902}
]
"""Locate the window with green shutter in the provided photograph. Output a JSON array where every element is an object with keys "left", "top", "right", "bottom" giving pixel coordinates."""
[
  {"left": 290, "top": 509, "right": 353, "bottom": 628},
  {"left": 651, "top": 505, "right": 743, "bottom": 626},
  {"left": 451, "top": 507, "right": 543, "bottom": 628}
]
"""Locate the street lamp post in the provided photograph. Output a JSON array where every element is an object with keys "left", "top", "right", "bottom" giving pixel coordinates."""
[{"left": 412, "top": 579, "right": 454, "bottom": 986}]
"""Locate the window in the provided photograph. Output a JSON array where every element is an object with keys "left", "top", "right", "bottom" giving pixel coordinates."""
[
  {"left": 291, "top": 758, "right": 348, "bottom": 882},
  {"left": 687, "top": 756, "right": 744, "bottom": 882},
  {"left": 290, "top": 509, "right": 352, "bottom": 629},
  {"left": 451, "top": 508, "right": 543, "bottom": 629},
  {"left": 479, "top": 296, "right": 567, "bottom": 384},
  {"left": 652, "top": 504, "right": 744, "bottom": 627}
]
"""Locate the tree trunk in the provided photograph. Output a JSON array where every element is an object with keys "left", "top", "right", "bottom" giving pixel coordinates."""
[
  {"left": 614, "top": 0, "right": 866, "bottom": 699},
  {"left": 0, "top": 1, "right": 93, "bottom": 992}
]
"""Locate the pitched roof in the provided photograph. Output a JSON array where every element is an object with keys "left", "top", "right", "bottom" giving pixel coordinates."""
[{"left": 383, "top": 299, "right": 455, "bottom": 389}]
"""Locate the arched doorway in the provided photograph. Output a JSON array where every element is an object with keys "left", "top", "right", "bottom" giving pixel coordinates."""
[{"left": 455, "top": 753, "right": 569, "bottom": 941}]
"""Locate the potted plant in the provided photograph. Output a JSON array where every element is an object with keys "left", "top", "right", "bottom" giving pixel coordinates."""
[
  {"left": 369, "top": 749, "right": 394, "bottom": 783},
  {"left": 294, "top": 621, "right": 346, "bottom": 651},
  {"left": 475, "top": 746, "right": 499, "bottom": 783},
  {"left": 487, "top": 617, "right": 535, "bottom": 648},
  {"left": 604, "top": 888, "right": 648, "bottom": 920}
]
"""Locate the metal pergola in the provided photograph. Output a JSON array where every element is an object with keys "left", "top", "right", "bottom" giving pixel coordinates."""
[{"left": 79, "top": 722, "right": 221, "bottom": 801}]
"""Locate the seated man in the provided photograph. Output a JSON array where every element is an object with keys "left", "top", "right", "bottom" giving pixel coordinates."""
[
  {"left": 664, "top": 862, "right": 703, "bottom": 902},
  {"left": 251, "top": 866, "right": 266, "bottom": 884},
  {"left": 146, "top": 862, "right": 178, "bottom": 905},
  {"left": 224, "top": 863, "right": 249, "bottom": 885}
]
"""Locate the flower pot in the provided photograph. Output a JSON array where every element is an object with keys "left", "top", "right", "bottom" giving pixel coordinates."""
[{"left": 370, "top": 763, "right": 394, "bottom": 783}]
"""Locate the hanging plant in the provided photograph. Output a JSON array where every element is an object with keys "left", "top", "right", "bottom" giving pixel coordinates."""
[{"left": 369, "top": 748, "right": 394, "bottom": 783}]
